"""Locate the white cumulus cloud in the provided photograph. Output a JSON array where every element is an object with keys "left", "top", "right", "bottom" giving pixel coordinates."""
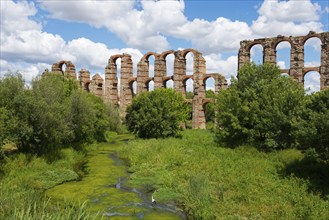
[{"left": 252, "top": 0, "right": 323, "bottom": 37}]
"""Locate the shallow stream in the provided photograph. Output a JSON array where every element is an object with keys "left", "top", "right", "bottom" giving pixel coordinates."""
[{"left": 46, "top": 135, "right": 184, "bottom": 219}]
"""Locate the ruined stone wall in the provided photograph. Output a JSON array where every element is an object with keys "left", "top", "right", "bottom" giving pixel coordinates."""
[
  {"left": 50, "top": 49, "right": 226, "bottom": 129},
  {"left": 238, "top": 31, "right": 329, "bottom": 90},
  {"left": 50, "top": 61, "right": 76, "bottom": 79}
]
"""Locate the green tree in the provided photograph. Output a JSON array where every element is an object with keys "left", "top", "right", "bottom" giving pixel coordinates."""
[
  {"left": 216, "top": 63, "right": 305, "bottom": 150},
  {"left": 293, "top": 89, "right": 329, "bottom": 160},
  {"left": 205, "top": 90, "right": 216, "bottom": 123},
  {"left": 125, "top": 88, "right": 190, "bottom": 138},
  {"left": 0, "top": 72, "right": 31, "bottom": 147},
  {"left": 0, "top": 73, "right": 121, "bottom": 155}
]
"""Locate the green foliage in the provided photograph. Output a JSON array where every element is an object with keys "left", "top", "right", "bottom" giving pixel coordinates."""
[
  {"left": 125, "top": 88, "right": 189, "bottom": 138},
  {"left": 216, "top": 63, "right": 305, "bottom": 150},
  {"left": 119, "top": 130, "right": 329, "bottom": 219},
  {"left": 0, "top": 73, "right": 121, "bottom": 155},
  {"left": 0, "top": 148, "right": 95, "bottom": 219},
  {"left": 185, "top": 91, "right": 194, "bottom": 99},
  {"left": 205, "top": 90, "right": 216, "bottom": 123},
  {"left": 293, "top": 89, "right": 329, "bottom": 161}
]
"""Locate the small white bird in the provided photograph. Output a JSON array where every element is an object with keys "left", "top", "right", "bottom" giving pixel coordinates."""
[{"left": 152, "top": 196, "right": 156, "bottom": 205}]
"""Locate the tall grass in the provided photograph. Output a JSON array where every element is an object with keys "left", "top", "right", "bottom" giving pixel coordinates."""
[
  {"left": 119, "top": 130, "right": 329, "bottom": 219},
  {"left": 0, "top": 148, "right": 99, "bottom": 219}
]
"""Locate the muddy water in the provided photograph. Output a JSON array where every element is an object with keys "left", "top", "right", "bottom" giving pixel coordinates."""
[{"left": 46, "top": 134, "right": 184, "bottom": 219}]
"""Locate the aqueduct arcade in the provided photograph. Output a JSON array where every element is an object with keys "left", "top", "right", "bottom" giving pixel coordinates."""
[
  {"left": 49, "top": 31, "right": 329, "bottom": 129},
  {"left": 238, "top": 31, "right": 329, "bottom": 90},
  {"left": 50, "top": 49, "right": 227, "bottom": 129}
]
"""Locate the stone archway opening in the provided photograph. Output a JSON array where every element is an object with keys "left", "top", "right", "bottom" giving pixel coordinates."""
[
  {"left": 60, "top": 63, "right": 67, "bottom": 76},
  {"left": 165, "top": 79, "right": 174, "bottom": 89},
  {"left": 304, "top": 37, "right": 321, "bottom": 67},
  {"left": 276, "top": 41, "right": 291, "bottom": 69},
  {"left": 129, "top": 80, "right": 137, "bottom": 97},
  {"left": 304, "top": 71, "right": 320, "bottom": 94},
  {"left": 166, "top": 53, "right": 174, "bottom": 77},
  {"left": 205, "top": 77, "right": 215, "bottom": 92},
  {"left": 186, "top": 52, "right": 194, "bottom": 76},
  {"left": 203, "top": 102, "right": 215, "bottom": 129},
  {"left": 184, "top": 78, "right": 193, "bottom": 98},
  {"left": 148, "top": 55, "right": 155, "bottom": 77},
  {"left": 115, "top": 58, "right": 122, "bottom": 96},
  {"left": 250, "top": 44, "right": 263, "bottom": 65},
  {"left": 281, "top": 73, "right": 289, "bottom": 78},
  {"left": 147, "top": 80, "right": 154, "bottom": 91}
]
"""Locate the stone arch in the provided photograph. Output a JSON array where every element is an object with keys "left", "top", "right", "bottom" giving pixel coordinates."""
[
  {"left": 145, "top": 79, "right": 154, "bottom": 91},
  {"left": 303, "top": 36, "right": 321, "bottom": 68},
  {"left": 183, "top": 76, "right": 193, "bottom": 98},
  {"left": 203, "top": 75, "right": 215, "bottom": 92},
  {"left": 250, "top": 43, "right": 264, "bottom": 65},
  {"left": 303, "top": 70, "right": 321, "bottom": 94},
  {"left": 51, "top": 60, "right": 76, "bottom": 79},
  {"left": 302, "top": 32, "right": 323, "bottom": 45},
  {"left": 109, "top": 54, "right": 123, "bottom": 64},
  {"left": 185, "top": 52, "right": 194, "bottom": 76},
  {"left": 141, "top": 52, "right": 158, "bottom": 78},
  {"left": 128, "top": 78, "right": 137, "bottom": 97},
  {"left": 275, "top": 40, "right": 292, "bottom": 69},
  {"left": 160, "top": 50, "right": 175, "bottom": 77},
  {"left": 163, "top": 77, "right": 174, "bottom": 89},
  {"left": 181, "top": 48, "right": 199, "bottom": 58},
  {"left": 141, "top": 52, "right": 159, "bottom": 61}
]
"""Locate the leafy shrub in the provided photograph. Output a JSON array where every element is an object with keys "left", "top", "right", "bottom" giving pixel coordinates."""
[
  {"left": 216, "top": 63, "right": 305, "bottom": 150},
  {"left": 125, "top": 88, "right": 189, "bottom": 138},
  {"left": 0, "top": 73, "right": 121, "bottom": 155}
]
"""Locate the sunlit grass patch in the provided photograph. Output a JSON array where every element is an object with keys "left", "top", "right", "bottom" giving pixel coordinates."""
[{"left": 119, "top": 129, "right": 329, "bottom": 219}]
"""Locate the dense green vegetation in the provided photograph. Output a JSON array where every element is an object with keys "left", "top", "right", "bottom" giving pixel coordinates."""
[
  {"left": 0, "top": 148, "right": 98, "bottom": 219},
  {"left": 215, "top": 63, "right": 329, "bottom": 162},
  {"left": 0, "top": 72, "right": 121, "bottom": 219},
  {"left": 119, "top": 129, "right": 329, "bottom": 219},
  {"left": 293, "top": 89, "right": 329, "bottom": 160},
  {"left": 0, "top": 72, "right": 121, "bottom": 155},
  {"left": 216, "top": 63, "right": 305, "bottom": 150},
  {"left": 1, "top": 63, "right": 328, "bottom": 219},
  {"left": 125, "top": 88, "right": 189, "bottom": 138}
]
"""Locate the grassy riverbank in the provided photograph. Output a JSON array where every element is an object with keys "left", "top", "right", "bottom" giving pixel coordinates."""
[
  {"left": 46, "top": 132, "right": 182, "bottom": 219},
  {"left": 119, "top": 129, "right": 329, "bottom": 219},
  {"left": 0, "top": 148, "right": 96, "bottom": 219}
]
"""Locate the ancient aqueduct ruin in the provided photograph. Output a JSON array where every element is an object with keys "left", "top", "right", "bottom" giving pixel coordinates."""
[{"left": 48, "top": 31, "right": 329, "bottom": 129}]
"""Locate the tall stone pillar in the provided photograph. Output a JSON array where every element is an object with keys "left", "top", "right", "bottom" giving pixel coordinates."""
[
  {"left": 136, "top": 59, "right": 149, "bottom": 94},
  {"left": 105, "top": 56, "right": 119, "bottom": 106},
  {"left": 173, "top": 51, "right": 186, "bottom": 94},
  {"left": 238, "top": 41, "right": 251, "bottom": 70},
  {"left": 263, "top": 40, "right": 276, "bottom": 64},
  {"left": 119, "top": 54, "right": 134, "bottom": 117},
  {"left": 78, "top": 68, "right": 90, "bottom": 91},
  {"left": 192, "top": 51, "right": 207, "bottom": 129},
  {"left": 320, "top": 32, "right": 329, "bottom": 90},
  {"left": 90, "top": 74, "right": 104, "bottom": 97},
  {"left": 154, "top": 57, "right": 166, "bottom": 89},
  {"left": 290, "top": 37, "right": 304, "bottom": 83}
]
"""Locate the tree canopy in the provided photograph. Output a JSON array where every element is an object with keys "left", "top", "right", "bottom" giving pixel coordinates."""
[
  {"left": 0, "top": 72, "right": 121, "bottom": 155},
  {"left": 215, "top": 63, "right": 305, "bottom": 150},
  {"left": 125, "top": 88, "right": 189, "bottom": 138}
]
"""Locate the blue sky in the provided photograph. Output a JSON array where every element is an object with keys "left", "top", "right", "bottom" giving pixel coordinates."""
[{"left": 1, "top": 0, "right": 328, "bottom": 92}]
